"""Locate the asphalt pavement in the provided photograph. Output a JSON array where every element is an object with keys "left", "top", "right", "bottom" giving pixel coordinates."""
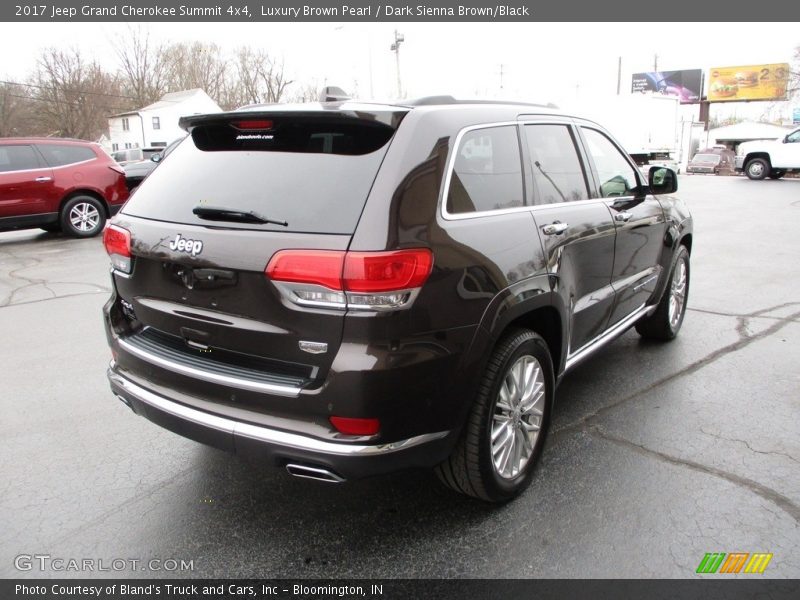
[{"left": 1, "top": 175, "right": 798, "bottom": 578}]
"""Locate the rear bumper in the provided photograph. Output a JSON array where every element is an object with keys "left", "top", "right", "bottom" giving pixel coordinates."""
[{"left": 108, "top": 366, "right": 452, "bottom": 480}]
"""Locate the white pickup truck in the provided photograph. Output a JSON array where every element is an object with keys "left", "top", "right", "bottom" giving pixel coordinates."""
[{"left": 735, "top": 126, "right": 800, "bottom": 179}]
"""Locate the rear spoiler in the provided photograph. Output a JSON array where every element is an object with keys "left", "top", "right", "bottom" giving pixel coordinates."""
[{"left": 179, "top": 109, "right": 408, "bottom": 133}]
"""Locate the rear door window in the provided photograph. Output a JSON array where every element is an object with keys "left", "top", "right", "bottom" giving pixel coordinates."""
[
  {"left": 0, "top": 145, "right": 42, "bottom": 173},
  {"left": 122, "top": 115, "right": 402, "bottom": 234}
]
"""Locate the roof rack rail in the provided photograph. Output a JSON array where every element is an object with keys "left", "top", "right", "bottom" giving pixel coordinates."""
[
  {"left": 404, "top": 96, "right": 558, "bottom": 109},
  {"left": 405, "top": 95, "right": 458, "bottom": 106}
]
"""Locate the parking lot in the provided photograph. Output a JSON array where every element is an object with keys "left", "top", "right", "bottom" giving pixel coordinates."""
[{"left": 1, "top": 175, "right": 798, "bottom": 578}]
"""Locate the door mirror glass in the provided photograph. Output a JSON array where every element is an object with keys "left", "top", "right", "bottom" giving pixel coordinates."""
[{"left": 648, "top": 166, "right": 678, "bottom": 195}]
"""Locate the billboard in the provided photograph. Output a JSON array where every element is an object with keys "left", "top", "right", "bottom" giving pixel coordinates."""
[
  {"left": 707, "top": 64, "right": 790, "bottom": 102},
  {"left": 631, "top": 70, "right": 703, "bottom": 104}
]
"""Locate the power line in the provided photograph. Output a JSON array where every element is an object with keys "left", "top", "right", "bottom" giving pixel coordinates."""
[
  {"left": 3, "top": 92, "right": 133, "bottom": 113},
  {"left": 0, "top": 79, "right": 138, "bottom": 101}
]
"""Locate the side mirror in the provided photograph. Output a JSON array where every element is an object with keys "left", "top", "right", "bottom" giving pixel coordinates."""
[
  {"left": 648, "top": 166, "right": 677, "bottom": 195},
  {"left": 151, "top": 153, "right": 162, "bottom": 163}
]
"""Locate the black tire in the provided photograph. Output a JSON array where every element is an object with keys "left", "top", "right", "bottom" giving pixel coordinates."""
[
  {"left": 60, "top": 195, "right": 106, "bottom": 238},
  {"left": 768, "top": 170, "right": 786, "bottom": 179},
  {"left": 745, "top": 158, "right": 769, "bottom": 180},
  {"left": 635, "top": 245, "right": 690, "bottom": 341},
  {"left": 40, "top": 224, "right": 61, "bottom": 233},
  {"left": 435, "top": 329, "right": 554, "bottom": 502}
]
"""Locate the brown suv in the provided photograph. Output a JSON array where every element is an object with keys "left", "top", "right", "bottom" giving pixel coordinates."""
[
  {"left": 104, "top": 99, "right": 692, "bottom": 502},
  {"left": 0, "top": 138, "right": 128, "bottom": 237}
]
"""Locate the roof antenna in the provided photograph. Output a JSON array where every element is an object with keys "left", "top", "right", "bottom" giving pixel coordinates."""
[{"left": 319, "top": 86, "right": 351, "bottom": 102}]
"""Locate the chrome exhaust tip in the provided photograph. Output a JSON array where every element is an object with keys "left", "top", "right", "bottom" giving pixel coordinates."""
[
  {"left": 285, "top": 463, "right": 346, "bottom": 483},
  {"left": 114, "top": 393, "right": 134, "bottom": 410}
]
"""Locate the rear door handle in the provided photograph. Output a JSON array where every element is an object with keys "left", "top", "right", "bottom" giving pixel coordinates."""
[
  {"left": 614, "top": 211, "right": 632, "bottom": 222},
  {"left": 35, "top": 176, "right": 52, "bottom": 183},
  {"left": 541, "top": 222, "right": 568, "bottom": 235}
]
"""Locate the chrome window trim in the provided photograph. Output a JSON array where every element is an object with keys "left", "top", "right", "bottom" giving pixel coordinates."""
[
  {"left": 46, "top": 157, "right": 97, "bottom": 170},
  {"left": 440, "top": 118, "right": 622, "bottom": 222},
  {"left": 0, "top": 156, "right": 97, "bottom": 175},
  {"left": 440, "top": 120, "right": 526, "bottom": 221}
]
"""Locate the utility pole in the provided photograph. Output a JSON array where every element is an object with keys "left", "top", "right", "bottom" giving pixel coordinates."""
[
  {"left": 654, "top": 53, "right": 658, "bottom": 72},
  {"left": 616, "top": 56, "right": 622, "bottom": 95},
  {"left": 390, "top": 30, "right": 404, "bottom": 98},
  {"left": 499, "top": 64, "right": 504, "bottom": 91}
]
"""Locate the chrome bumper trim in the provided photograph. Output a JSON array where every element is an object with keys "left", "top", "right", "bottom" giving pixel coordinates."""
[
  {"left": 108, "top": 370, "right": 449, "bottom": 457},
  {"left": 118, "top": 336, "right": 302, "bottom": 398}
]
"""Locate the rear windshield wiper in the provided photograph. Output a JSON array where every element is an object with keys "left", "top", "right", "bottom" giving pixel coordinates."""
[{"left": 192, "top": 206, "right": 288, "bottom": 227}]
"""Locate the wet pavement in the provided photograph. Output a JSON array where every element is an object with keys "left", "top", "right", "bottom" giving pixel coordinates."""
[{"left": 1, "top": 175, "right": 798, "bottom": 578}]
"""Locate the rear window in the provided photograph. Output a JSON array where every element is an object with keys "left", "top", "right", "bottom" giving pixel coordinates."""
[
  {"left": 692, "top": 154, "right": 721, "bottom": 164},
  {"left": 122, "top": 116, "right": 399, "bottom": 234}
]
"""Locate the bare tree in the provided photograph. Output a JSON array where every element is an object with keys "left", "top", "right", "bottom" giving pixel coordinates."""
[
  {"left": 789, "top": 44, "right": 800, "bottom": 97},
  {"left": 229, "top": 47, "right": 293, "bottom": 107},
  {"left": 0, "top": 80, "right": 36, "bottom": 136},
  {"left": 114, "top": 25, "right": 172, "bottom": 108},
  {"left": 285, "top": 80, "right": 323, "bottom": 104},
  {"left": 168, "top": 42, "right": 229, "bottom": 102},
  {"left": 32, "top": 48, "right": 127, "bottom": 139}
]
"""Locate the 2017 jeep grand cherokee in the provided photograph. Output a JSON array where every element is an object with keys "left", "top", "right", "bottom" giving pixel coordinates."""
[{"left": 103, "top": 98, "right": 692, "bottom": 502}]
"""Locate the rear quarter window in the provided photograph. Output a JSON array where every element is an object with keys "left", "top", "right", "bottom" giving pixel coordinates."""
[
  {"left": 37, "top": 144, "right": 96, "bottom": 167},
  {"left": 446, "top": 125, "right": 524, "bottom": 214}
]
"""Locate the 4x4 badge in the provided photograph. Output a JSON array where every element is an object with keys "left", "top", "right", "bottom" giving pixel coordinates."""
[{"left": 169, "top": 233, "right": 203, "bottom": 256}]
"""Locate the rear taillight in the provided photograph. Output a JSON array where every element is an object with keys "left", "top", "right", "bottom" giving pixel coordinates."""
[
  {"left": 344, "top": 250, "right": 433, "bottom": 292},
  {"left": 103, "top": 224, "right": 132, "bottom": 273},
  {"left": 265, "top": 248, "right": 433, "bottom": 311},
  {"left": 266, "top": 250, "right": 345, "bottom": 290}
]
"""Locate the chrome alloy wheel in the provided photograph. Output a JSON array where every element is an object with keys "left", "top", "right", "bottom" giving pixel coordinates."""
[
  {"left": 491, "top": 355, "right": 545, "bottom": 479},
  {"left": 69, "top": 202, "right": 101, "bottom": 233},
  {"left": 668, "top": 257, "right": 688, "bottom": 329}
]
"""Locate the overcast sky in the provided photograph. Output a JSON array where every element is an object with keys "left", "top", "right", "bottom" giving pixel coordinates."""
[{"left": 1, "top": 22, "right": 797, "bottom": 120}]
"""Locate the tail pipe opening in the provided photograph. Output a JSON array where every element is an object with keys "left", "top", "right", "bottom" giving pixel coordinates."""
[{"left": 285, "top": 463, "right": 346, "bottom": 484}]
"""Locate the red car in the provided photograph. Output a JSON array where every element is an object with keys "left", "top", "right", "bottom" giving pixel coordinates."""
[{"left": 0, "top": 138, "right": 129, "bottom": 237}]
